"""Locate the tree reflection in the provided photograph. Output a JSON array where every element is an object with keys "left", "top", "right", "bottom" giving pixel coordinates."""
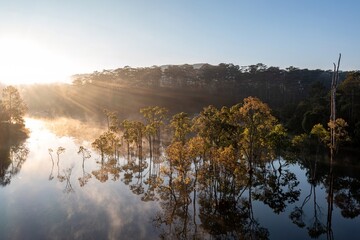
[
  {"left": 198, "top": 170, "right": 270, "bottom": 240},
  {"left": 254, "top": 160, "right": 300, "bottom": 214},
  {"left": 56, "top": 146, "right": 66, "bottom": 182},
  {"left": 129, "top": 158, "right": 147, "bottom": 195},
  {"left": 326, "top": 162, "right": 334, "bottom": 240},
  {"left": 85, "top": 99, "right": 359, "bottom": 238},
  {"left": 92, "top": 158, "right": 121, "bottom": 183},
  {"left": 77, "top": 146, "right": 92, "bottom": 187},
  {"left": 63, "top": 167, "right": 74, "bottom": 193},
  {"left": 290, "top": 155, "right": 327, "bottom": 239},
  {"left": 333, "top": 175, "right": 360, "bottom": 219},
  {"left": 48, "top": 148, "right": 55, "bottom": 180},
  {"left": 48, "top": 146, "right": 76, "bottom": 193},
  {"left": 326, "top": 154, "right": 360, "bottom": 239},
  {"left": 142, "top": 173, "right": 162, "bottom": 202},
  {"left": 152, "top": 145, "right": 302, "bottom": 239},
  {"left": 121, "top": 160, "right": 135, "bottom": 185},
  {"left": 0, "top": 143, "right": 29, "bottom": 186},
  {"left": 289, "top": 140, "right": 360, "bottom": 240},
  {"left": 0, "top": 123, "right": 29, "bottom": 187},
  {"left": 154, "top": 172, "right": 197, "bottom": 240}
]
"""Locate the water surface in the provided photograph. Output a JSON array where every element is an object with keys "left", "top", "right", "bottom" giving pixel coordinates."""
[{"left": 0, "top": 118, "right": 359, "bottom": 239}]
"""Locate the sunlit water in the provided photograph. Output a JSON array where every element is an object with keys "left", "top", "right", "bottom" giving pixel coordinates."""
[
  {"left": 0, "top": 118, "right": 359, "bottom": 239},
  {"left": 0, "top": 119, "right": 160, "bottom": 239}
]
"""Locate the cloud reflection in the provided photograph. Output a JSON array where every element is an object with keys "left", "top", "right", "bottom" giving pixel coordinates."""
[{"left": 1, "top": 118, "right": 160, "bottom": 239}]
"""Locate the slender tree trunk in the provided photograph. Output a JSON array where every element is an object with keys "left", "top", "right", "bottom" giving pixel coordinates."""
[{"left": 330, "top": 54, "right": 341, "bottom": 159}]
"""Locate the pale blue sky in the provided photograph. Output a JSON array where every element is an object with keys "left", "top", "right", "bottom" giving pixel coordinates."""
[{"left": 0, "top": 0, "right": 359, "bottom": 83}]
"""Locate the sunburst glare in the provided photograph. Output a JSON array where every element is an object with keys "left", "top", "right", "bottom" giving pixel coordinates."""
[{"left": 0, "top": 35, "right": 74, "bottom": 85}]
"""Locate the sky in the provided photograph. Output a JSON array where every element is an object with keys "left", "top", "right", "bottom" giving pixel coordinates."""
[{"left": 0, "top": 0, "right": 359, "bottom": 84}]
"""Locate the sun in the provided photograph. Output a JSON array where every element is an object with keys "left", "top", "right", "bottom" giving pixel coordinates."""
[{"left": 0, "top": 35, "right": 73, "bottom": 85}]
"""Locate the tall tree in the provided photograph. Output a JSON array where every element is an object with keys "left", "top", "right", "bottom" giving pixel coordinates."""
[
  {"left": 330, "top": 54, "right": 341, "bottom": 156},
  {"left": 1, "top": 86, "right": 27, "bottom": 125},
  {"left": 170, "top": 112, "right": 192, "bottom": 145},
  {"left": 234, "top": 97, "right": 278, "bottom": 170},
  {"left": 140, "top": 106, "right": 168, "bottom": 158}
]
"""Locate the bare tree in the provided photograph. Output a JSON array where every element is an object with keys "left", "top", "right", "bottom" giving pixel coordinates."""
[{"left": 330, "top": 54, "right": 341, "bottom": 158}]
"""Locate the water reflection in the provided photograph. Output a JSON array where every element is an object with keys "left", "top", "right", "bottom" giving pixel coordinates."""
[
  {"left": 40, "top": 120, "right": 360, "bottom": 239},
  {"left": 78, "top": 146, "right": 92, "bottom": 187},
  {"left": 48, "top": 146, "right": 76, "bottom": 193},
  {"left": 254, "top": 160, "right": 300, "bottom": 214},
  {"left": 197, "top": 170, "right": 271, "bottom": 240},
  {"left": 0, "top": 143, "right": 29, "bottom": 186},
  {"left": 289, "top": 148, "right": 360, "bottom": 239},
  {"left": 48, "top": 148, "right": 55, "bottom": 180},
  {"left": 327, "top": 165, "right": 334, "bottom": 240},
  {"left": 148, "top": 143, "right": 301, "bottom": 239},
  {"left": 92, "top": 158, "right": 121, "bottom": 183},
  {"left": 290, "top": 155, "right": 327, "bottom": 238},
  {"left": 333, "top": 174, "right": 360, "bottom": 219},
  {"left": 1, "top": 118, "right": 360, "bottom": 239},
  {"left": 0, "top": 123, "right": 29, "bottom": 187}
]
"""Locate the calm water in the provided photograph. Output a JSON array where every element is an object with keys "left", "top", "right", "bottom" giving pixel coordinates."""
[{"left": 0, "top": 118, "right": 359, "bottom": 240}]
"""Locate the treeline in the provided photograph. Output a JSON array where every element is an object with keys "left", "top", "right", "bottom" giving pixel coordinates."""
[
  {"left": 19, "top": 63, "right": 360, "bottom": 146},
  {"left": 72, "top": 63, "right": 347, "bottom": 108},
  {"left": 92, "top": 97, "right": 350, "bottom": 166}
]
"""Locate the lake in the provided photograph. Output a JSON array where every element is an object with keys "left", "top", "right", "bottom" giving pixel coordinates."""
[{"left": 0, "top": 118, "right": 359, "bottom": 240}]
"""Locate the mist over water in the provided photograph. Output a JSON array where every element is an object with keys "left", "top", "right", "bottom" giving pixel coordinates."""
[{"left": 0, "top": 118, "right": 160, "bottom": 239}]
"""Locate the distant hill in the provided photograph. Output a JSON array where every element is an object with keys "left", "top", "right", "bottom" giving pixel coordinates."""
[
  {"left": 159, "top": 63, "right": 205, "bottom": 71},
  {"left": 69, "top": 63, "right": 348, "bottom": 108}
]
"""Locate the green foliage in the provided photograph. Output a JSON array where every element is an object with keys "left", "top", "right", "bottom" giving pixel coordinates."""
[
  {"left": 308, "top": 118, "right": 350, "bottom": 152},
  {"left": 140, "top": 106, "right": 168, "bottom": 156},
  {"left": 1, "top": 86, "right": 27, "bottom": 125},
  {"left": 268, "top": 124, "right": 289, "bottom": 156},
  {"left": 103, "top": 109, "right": 119, "bottom": 132},
  {"left": 140, "top": 106, "right": 168, "bottom": 127},
  {"left": 337, "top": 72, "right": 360, "bottom": 145},
  {"left": 92, "top": 131, "right": 121, "bottom": 160},
  {"left": 0, "top": 86, "right": 29, "bottom": 186},
  {"left": 328, "top": 118, "right": 351, "bottom": 148},
  {"left": 170, "top": 112, "right": 192, "bottom": 144},
  {"left": 235, "top": 97, "right": 278, "bottom": 163},
  {"left": 291, "top": 134, "right": 309, "bottom": 150},
  {"left": 193, "top": 105, "right": 238, "bottom": 149},
  {"left": 310, "top": 123, "right": 329, "bottom": 145}
]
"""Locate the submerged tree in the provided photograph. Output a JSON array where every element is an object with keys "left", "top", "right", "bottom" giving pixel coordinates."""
[
  {"left": 121, "top": 120, "right": 144, "bottom": 159},
  {"left": 310, "top": 118, "right": 350, "bottom": 152},
  {"left": 140, "top": 106, "right": 168, "bottom": 158},
  {"left": 92, "top": 131, "right": 121, "bottom": 161},
  {"left": 170, "top": 112, "right": 192, "bottom": 145},
  {"left": 103, "top": 109, "right": 120, "bottom": 132},
  {"left": 234, "top": 97, "right": 278, "bottom": 170}
]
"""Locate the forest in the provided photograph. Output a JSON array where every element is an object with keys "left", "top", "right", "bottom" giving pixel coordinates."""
[{"left": 15, "top": 63, "right": 360, "bottom": 147}]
